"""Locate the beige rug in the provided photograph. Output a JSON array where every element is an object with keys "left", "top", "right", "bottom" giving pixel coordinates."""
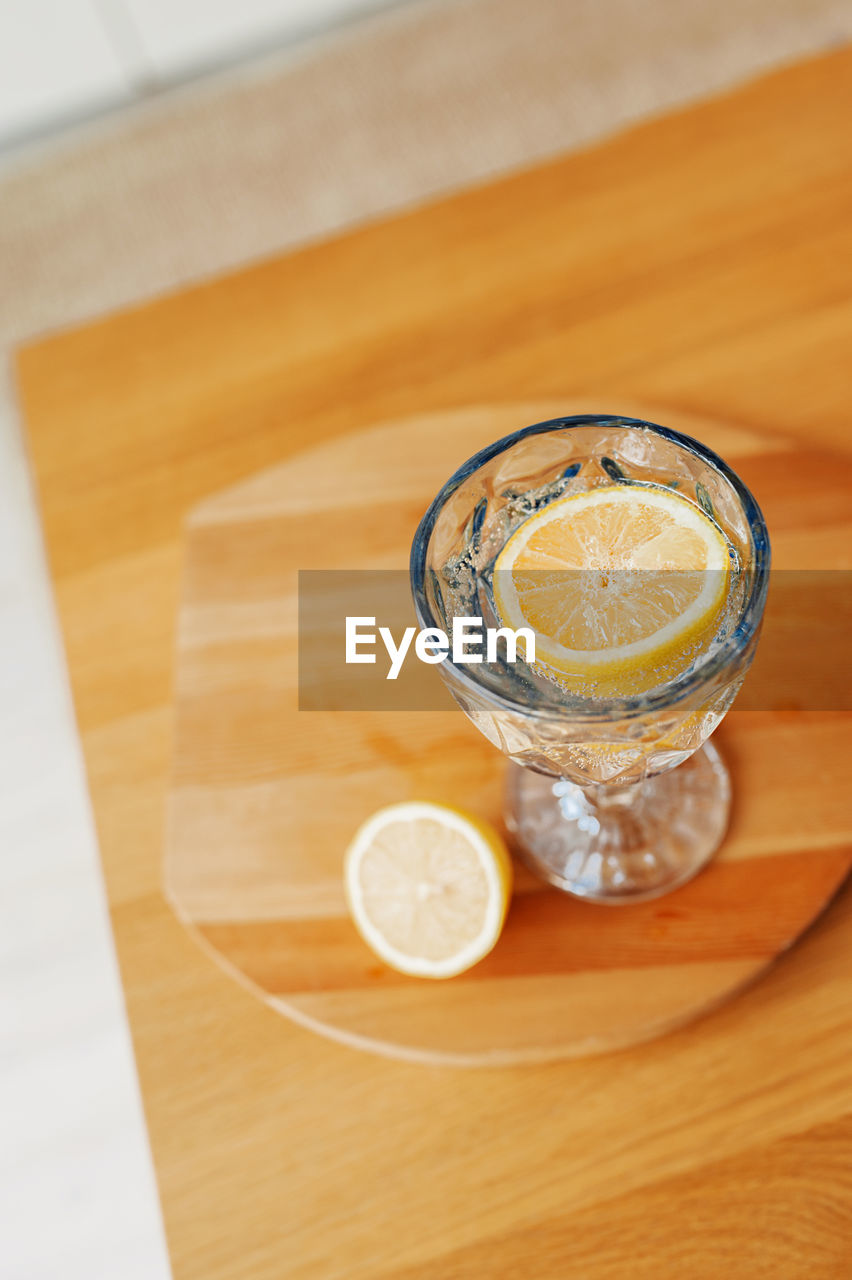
[{"left": 2, "top": 0, "right": 850, "bottom": 350}]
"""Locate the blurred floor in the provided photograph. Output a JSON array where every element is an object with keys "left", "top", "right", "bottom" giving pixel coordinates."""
[
  {"left": 0, "top": 0, "right": 418, "bottom": 150},
  {"left": 1, "top": 2, "right": 850, "bottom": 1278},
  {"left": 3, "top": 0, "right": 851, "bottom": 340}
]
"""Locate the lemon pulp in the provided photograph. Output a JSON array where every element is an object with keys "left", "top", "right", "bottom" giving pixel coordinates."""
[
  {"left": 492, "top": 484, "right": 731, "bottom": 696},
  {"left": 344, "top": 802, "right": 512, "bottom": 978}
]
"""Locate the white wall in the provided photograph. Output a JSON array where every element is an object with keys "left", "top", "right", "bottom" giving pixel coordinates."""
[{"left": 0, "top": 0, "right": 409, "bottom": 147}]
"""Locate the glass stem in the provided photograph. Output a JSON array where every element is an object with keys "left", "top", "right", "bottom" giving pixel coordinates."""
[{"left": 584, "top": 777, "right": 645, "bottom": 811}]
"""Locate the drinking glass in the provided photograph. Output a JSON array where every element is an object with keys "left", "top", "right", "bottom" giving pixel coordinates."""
[{"left": 410, "top": 415, "right": 770, "bottom": 903}]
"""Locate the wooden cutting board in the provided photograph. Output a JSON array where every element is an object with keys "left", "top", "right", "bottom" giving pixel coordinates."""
[{"left": 165, "top": 402, "right": 852, "bottom": 1064}]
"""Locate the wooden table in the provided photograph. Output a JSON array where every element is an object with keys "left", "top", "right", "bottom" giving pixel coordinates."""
[{"left": 17, "top": 49, "right": 852, "bottom": 1279}]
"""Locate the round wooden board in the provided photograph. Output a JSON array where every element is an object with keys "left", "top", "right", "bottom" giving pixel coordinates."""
[{"left": 165, "top": 402, "right": 852, "bottom": 1066}]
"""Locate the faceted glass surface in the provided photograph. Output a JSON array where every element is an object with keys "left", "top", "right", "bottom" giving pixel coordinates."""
[{"left": 411, "top": 415, "right": 770, "bottom": 901}]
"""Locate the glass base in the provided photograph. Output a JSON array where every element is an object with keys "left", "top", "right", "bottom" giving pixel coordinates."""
[{"left": 505, "top": 741, "right": 731, "bottom": 904}]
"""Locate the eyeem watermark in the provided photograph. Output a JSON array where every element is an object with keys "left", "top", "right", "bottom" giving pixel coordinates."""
[
  {"left": 346, "top": 616, "right": 535, "bottom": 680},
  {"left": 299, "top": 569, "right": 852, "bottom": 711}
]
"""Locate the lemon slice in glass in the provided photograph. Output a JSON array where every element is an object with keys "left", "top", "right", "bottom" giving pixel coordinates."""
[
  {"left": 344, "top": 802, "right": 513, "bottom": 978},
  {"left": 493, "top": 483, "right": 731, "bottom": 694}
]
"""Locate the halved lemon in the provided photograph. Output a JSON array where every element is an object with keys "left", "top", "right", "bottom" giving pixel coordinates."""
[
  {"left": 344, "top": 802, "right": 513, "bottom": 978},
  {"left": 493, "top": 483, "right": 731, "bottom": 694}
]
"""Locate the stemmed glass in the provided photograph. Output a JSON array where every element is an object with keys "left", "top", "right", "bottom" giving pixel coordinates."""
[{"left": 410, "top": 415, "right": 770, "bottom": 903}]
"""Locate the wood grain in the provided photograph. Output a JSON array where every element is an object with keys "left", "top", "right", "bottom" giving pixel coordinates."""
[
  {"left": 166, "top": 404, "right": 852, "bottom": 1064},
  {"left": 16, "top": 50, "right": 852, "bottom": 1280}
]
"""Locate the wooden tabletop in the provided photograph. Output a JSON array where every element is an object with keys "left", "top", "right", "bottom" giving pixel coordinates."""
[{"left": 17, "top": 48, "right": 852, "bottom": 1280}]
